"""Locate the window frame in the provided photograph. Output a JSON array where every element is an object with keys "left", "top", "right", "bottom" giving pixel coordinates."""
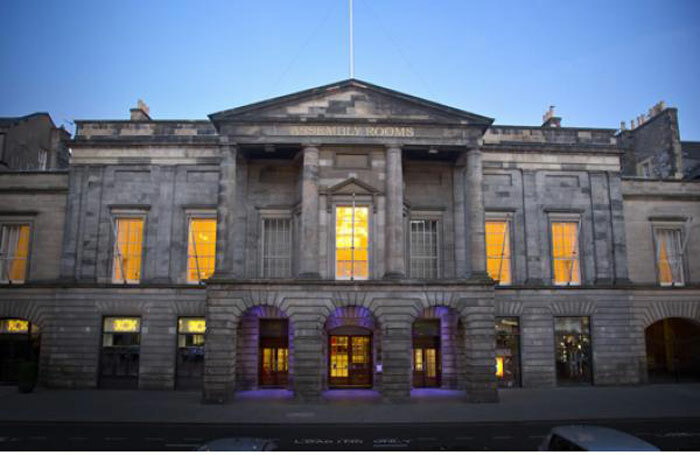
[
  {"left": 0, "top": 219, "right": 34, "bottom": 284},
  {"left": 110, "top": 210, "right": 147, "bottom": 285},
  {"left": 548, "top": 213, "right": 583, "bottom": 286},
  {"left": 185, "top": 210, "right": 217, "bottom": 284},
  {"left": 485, "top": 212, "right": 514, "bottom": 286},
  {"left": 333, "top": 201, "right": 372, "bottom": 281},
  {"left": 651, "top": 221, "right": 688, "bottom": 287},
  {"left": 408, "top": 212, "right": 442, "bottom": 280},
  {"left": 259, "top": 209, "right": 293, "bottom": 279},
  {"left": 553, "top": 315, "right": 594, "bottom": 386}
]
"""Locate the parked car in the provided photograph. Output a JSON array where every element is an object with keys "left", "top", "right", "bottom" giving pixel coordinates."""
[
  {"left": 539, "top": 425, "right": 659, "bottom": 451},
  {"left": 197, "top": 437, "right": 277, "bottom": 451}
]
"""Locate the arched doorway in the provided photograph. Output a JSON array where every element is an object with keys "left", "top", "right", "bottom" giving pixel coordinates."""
[
  {"left": 645, "top": 318, "right": 700, "bottom": 383},
  {"left": 236, "top": 305, "right": 292, "bottom": 390},
  {"left": 0, "top": 318, "right": 40, "bottom": 384},
  {"left": 324, "top": 306, "right": 378, "bottom": 389}
]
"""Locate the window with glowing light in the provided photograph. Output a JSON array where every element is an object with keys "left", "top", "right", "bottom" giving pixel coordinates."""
[
  {"left": 495, "top": 317, "right": 520, "bottom": 387},
  {"left": 0, "top": 224, "right": 31, "bottom": 283},
  {"left": 554, "top": 316, "right": 592, "bottom": 385},
  {"left": 187, "top": 218, "right": 217, "bottom": 283},
  {"left": 654, "top": 227, "right": 685, "bottom": 286},
  {"left": 335, "top": 206, "right": 369, "bottom": 280},
  {"left": 485, "top": 219, "right": 511, "bottom": 285},
  {"left": 112, "top": 218, "right": 144, "bottom": 284},
  {"left": 551, "top": 220, "right": 581, "bottom": 285}
]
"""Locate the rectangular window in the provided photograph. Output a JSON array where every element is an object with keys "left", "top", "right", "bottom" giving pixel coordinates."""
[
  {"left": 37, "top": 150, "right": 48, "bottom": 170},
  {"left": 176, "top": 317, "right": 205, "bottom": 389},
  {"left": 261, "top": 217, "right": 292, "bottom": 278},
  {"left": 187, "top": 218, "right": 217, "bottom": 283},
  {"left": 495, "top": 317, "right": 520, "bottom": 387},
  {"left": 112, "top": 218, "right": 144, "bottom": 284},
  {"left": 0, "top": 224, "right": 31, "bottom": 283},
  {"left": 100, "top": 316, "right": 141, "bottom": 388},
  {"left": 485, "top": 220, "right": 512, "bottom": 285},
  {"left": 554, "top": 316, "right": 592, "bottom": 385},
  {"left": 655, "top": 227, "right": 685, "bottom": 286},
  {"left": 551, "top": 220, "right": 581, "bottom": 285},
  {"left": 335, "top": 206, "right": 369, "bottom": 280},
  {"left": 409, "top": 219, "right": 439, "bottom": 279}
]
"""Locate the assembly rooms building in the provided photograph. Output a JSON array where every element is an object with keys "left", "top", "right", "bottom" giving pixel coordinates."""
[{"left": 1, "top": 79, "right": 699, "bottom": 403}]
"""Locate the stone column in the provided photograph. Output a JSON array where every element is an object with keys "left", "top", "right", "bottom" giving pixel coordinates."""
[
  {"left": 607, "top": 172, "right": 630, "bottom": 284},
  {"left": 460, "top": 296, "right": 499, "bottom": 403},
  {"left": 214, "top": 139, "right": 237, "bottom": 277},
  {"left": 453, "top": 155, "right": 468, "bottom": 278},
  {"left": 384, "top": 145, "right": 406, "bottom": 279},
  {"left": 202, "top": 287, "right": 238, "bottom": 403},
  {"left": 380, "top": 323, "right": 412, "bottom": 403},
  {"left": 299, "top": 145, "right": 320, "bottom": 278},
  {"left": 464, "top": 148, "right": 489, "bottom": 281},
  {"left": 293, "top": 320, "right": 324, "bottom": 402}
]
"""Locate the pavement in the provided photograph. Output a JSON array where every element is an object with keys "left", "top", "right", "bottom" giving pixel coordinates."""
[{"left": 1, "top": 384, "right": 699, "bottom": 425}]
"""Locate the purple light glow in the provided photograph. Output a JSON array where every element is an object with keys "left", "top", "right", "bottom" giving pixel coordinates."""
[{"left": 235, "top": 389, "right": 294, "bottom": 402}]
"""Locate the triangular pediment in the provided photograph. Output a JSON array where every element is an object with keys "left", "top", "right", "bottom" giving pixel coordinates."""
[
  {"left": 210, "top": 79, "right": 492, "bottom": 126},
  {"left": 325, "top": 177, "right": 380, "bottom": 196}
]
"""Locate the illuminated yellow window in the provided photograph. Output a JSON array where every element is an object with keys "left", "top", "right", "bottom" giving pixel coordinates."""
[
  {"left": 330, "top": 336, "right": 349, "bottom": 377},
  {"left": 187, "top": 218, "right": 217, "bottom": 283},
  {"left": 655, "top": 228, "right": 684, "bottom": 286},
  {"left": 485, "top": 220, "right": 511, "bottom": 285},
  {"left": 0, "top": 224, "right": 31, "bottom": 283},
  {"left": 496, "top": 356, "right": 504, "bottom": 378},
  {"left": 335, "top": 206, "right": 369, "bottom": 280},
  {"left": 414, "top": 349, "right": 424, "bottom": 371},
  {"left": 113, "top": 218, "right": 144, "bottom": 284},
  {"left": 0, "top": 318, "right": 30, "bottom": 333},
  {"left": 551, "top": 221, "right": 580, "bottom": 285}
]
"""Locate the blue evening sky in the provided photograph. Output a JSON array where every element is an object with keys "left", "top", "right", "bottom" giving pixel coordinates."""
[{"left": 1, "top": 0, "right": 699, "bottom": 138}]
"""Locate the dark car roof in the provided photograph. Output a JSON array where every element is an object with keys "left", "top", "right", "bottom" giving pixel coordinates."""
[{"left": 552, "top": 425, "right": 659, "bottom": 451}]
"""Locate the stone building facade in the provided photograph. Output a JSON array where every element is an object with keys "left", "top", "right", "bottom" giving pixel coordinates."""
[{"left": 0, "top": 79, "right": 698, "bottom": 404}]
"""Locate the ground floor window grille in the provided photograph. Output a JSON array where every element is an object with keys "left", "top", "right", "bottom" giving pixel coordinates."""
[
  {"left": 0, "top": 224, "right": 30, "bottom": 283},
  {"left": 100, "top": 316, "right": 141, "bottom": 388},
  {"left": 495, "top": 317, "right": 520, "bottom": 387},
  {"left": 655, "top": 227, "right": 685, "bottom": 286},
  {"left": 485, "top": 220, "right": 511, "bottom": 285},
  {"left": 261, "top": 218, "right": 292, "bottom": 278},
  {"left": 554, "top": 316, "right": 592, "bottom": 385},
  {"left": 409, "top": 219, "right": 439, "bottom": 279}
]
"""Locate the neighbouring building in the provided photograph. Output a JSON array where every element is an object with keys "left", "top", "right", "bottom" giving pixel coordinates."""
[
  {"left": 0, "top": 113, "right": 70, "bottom": 171},
  {"left": 0, "top": 80, "right": 698, "bottom": 403}
]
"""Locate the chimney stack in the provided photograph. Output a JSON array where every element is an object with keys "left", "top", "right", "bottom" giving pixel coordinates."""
[
  {"left": 541, "top": 105, "right": 561, "bottom": 128},
  {"left": 130, "top": 99, "right": 151, "bottom": 121}
]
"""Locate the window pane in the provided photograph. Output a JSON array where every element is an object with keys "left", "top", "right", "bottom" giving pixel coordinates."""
[
  {"left": 335, "top": 207, "right": 369, "bottom": 280},
  {"left": 551, "top": 221, "right": 580, "bottom": 285},
  {"left": 113, "top": 218, "right": 143, "bottom": 283},
  {"left": 656, "top": 228, "right": 684, "bottom": 286},
  {"left": 1, "top": 224, "right": 31, "bottom": 283},
  {"left": 261, "top": 218, "right": 291, "bottom": 278},
  {"left": 410, "top": 220, "right": 439, "bottom": 279},
  {"left": 555, "top": 316, "right": 592, "bottom": 384},
  {"left": 187, "top": 218, "right": 217, "bottom": 282},
  {"left": 485, "top": 220, "right": 511, "bottom": 285}
]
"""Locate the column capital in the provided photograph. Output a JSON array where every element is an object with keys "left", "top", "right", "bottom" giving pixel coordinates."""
[
  {"left": 384, "top": 144, "right": 403, "bottom": 151},
  {"left": 301, "top": 143, "right": 320, "bottom": 151}
]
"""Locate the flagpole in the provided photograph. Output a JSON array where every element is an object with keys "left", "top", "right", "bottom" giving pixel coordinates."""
[{"left": 349, "top": 0, "right": 354, "bottom": 78}]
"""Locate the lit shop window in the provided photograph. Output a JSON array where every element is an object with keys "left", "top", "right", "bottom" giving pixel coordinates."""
[
  {"left": 655, "top": 227, "right": 685, "bottom": 286},
  {"left": 495, "top": 317, "right": 520, "bottom": 388},
  {"left": 100, "top": 316, "right": 141, "bottom": 388},
  {"left": 554, "top": 316, "right": 592, "bottom": 385},
  {"left": 187, "top": 218, "right": 217, "bottom": 283},
  {"left": 112, "top": 218, "right": 144, "bottom": 284},
  {"left": 176, "top": 317, "right": 206, "bottom": 389},
  {"left": 485, "top": 220, "right": 511, "bottom": 285},
  {"left": 330, "top": 336, "right": 349, "bottom": 378},
  {"left": 551, "top": 221, "right": 581, "bottom": 285},
  {"left": 261, "top": 217, "right": 292, "bottom": 278},
  {"left": 0, "top": 224, "right": 31, "bottom": 283},
  {"left": 409, "top": 219, "right": 439, "bottom": 279},
  {"left": 335, "top": 206, "right": 369, "bottom": 280}
]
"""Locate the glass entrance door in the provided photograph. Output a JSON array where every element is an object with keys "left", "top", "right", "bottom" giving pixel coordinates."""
[
  {"left": 413, "top": 319, "right": 441, "bottom": 388},
  {"left": 259, "top": 319, "right": 289, "bottom": 388},
  {"left": 329, "top": 335, "right": 372, "bottom": 387}
]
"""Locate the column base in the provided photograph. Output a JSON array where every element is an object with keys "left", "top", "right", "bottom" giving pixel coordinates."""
[
  {"left": 466, "top": 271, "right": 494, "bottom": 285},
  {"left": 382, "top": 272, "right": 406, "bottom": 280},
  {"left": 297, "top": 272, "right": 322, "bottom": 280}
]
